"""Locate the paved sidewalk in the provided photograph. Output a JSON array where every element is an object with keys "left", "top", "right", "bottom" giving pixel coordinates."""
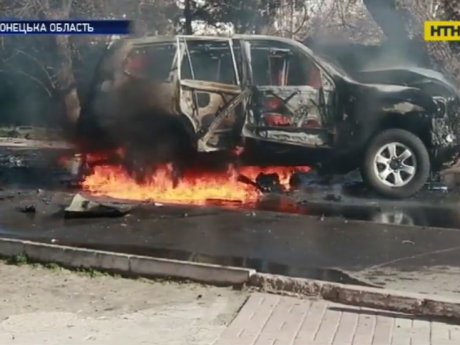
[{"left": 214, "top": 293, "right": 460, "bottom": 345}]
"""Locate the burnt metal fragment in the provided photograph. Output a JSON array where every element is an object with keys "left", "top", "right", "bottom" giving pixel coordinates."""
[
  {"left": 18, "top": 205, "right": 36, "bottom": 214},
  {"left": 426, "top": 182, "right": 449, "bottom": 193},
  {"left": 255, "top": 173, "right": 284, "bottom": 193},
  {"left": 205, "top": 199, "right": 243, "bottom": 207},
  {"left": 237, "top": 174, "right": 265, "bottom": 193},
  {"left": 289, "top": 173, "right": 303, "bottom": 189},
  {"left": 64, "top": 193, "right": 135, "bottom": 218}
]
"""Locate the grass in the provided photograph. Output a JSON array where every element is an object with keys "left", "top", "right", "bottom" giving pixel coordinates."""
[
  {"left": 0, "top": 126, "right": 63, "bottom": 141},
  {"left": 1, "top": 254, "right": 223, "bottom": 289},
  {"left": 3, "top": 254, "right": 119, "bottom": 278},
  {"left": 7, "top": 254, "right": 29, "bottom": 265}
]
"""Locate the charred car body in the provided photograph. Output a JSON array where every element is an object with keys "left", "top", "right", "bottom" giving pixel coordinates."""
[{"left": 79, "top": 35, "right": 460, "bottom": 198}]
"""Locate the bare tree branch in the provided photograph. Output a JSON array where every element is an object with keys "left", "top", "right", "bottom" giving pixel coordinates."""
[
  {"left": 63, "top": 0, "right": 74, "bottom": 15},
  {"left": 292, "top": 3, "right": 310, "bottom": 36},
  {"left": 11, "top": 49, "right": 56, "bottom": 87},
  {"left": 0, "top": 69, "right": 53, "bottom": 96}
]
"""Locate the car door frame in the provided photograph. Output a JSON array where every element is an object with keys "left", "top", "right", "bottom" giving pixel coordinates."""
[
  {"left": 238, "top": 36, "right": 337, "bottom": 149},
  {"left": 176, "top": 35, "right": 250, "bottom": 152}
]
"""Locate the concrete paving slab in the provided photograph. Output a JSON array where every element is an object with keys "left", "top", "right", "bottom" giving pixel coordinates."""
[{"left": 215, "top": 293, "right": 460, "bottom": 345}]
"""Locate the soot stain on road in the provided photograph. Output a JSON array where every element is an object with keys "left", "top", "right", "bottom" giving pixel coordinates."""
[
  {"left": 1, "top": 189, "right": 460, "bottom": 271},
  {"left": 2, "top": 149, "right": 460, "bottom": 291},
  {"left": 2, "top": 152, "right": 460, "bottom": 230}
]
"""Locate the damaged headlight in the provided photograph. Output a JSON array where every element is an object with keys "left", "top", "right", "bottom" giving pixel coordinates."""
[
  {"left": 446, "top": 133, "right": 455, "bottom": 143},
  {"left": 433, "top": 97, "right": 448, "bottom": 118}
]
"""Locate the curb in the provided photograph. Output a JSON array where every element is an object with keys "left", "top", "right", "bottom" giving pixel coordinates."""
[
  {"left": 249, "top": 273, "right": 460, "bottom": 320},
  {"left": 0, "top": 237, "right": 254, "bottom": 286},
  {"left": 1, "top": 237, "right": 460, "bottom": 320}
]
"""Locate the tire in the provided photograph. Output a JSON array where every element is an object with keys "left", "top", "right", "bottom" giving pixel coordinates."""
[{"left": 361, "top": 129, "right": 430, "bottom": 199}]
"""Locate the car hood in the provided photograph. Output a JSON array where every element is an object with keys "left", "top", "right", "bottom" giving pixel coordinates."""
[
  {"left": 354, "top": 67, "right": 459, "bottom": 97},
  {"left": 340, "top": 78, "right": 440, "bottom": 114}
]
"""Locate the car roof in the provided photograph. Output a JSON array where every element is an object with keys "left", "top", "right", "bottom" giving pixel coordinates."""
[
  {"left": 119, "top": 34, "right": 347, "bottom": 81},
  {"left": 124, "top": 34, "right": 303, "bottom": 45}
]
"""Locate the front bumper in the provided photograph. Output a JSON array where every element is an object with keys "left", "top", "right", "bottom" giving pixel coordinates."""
[{"left": 432, "top": 144, "right": 460, "bottom": 171}]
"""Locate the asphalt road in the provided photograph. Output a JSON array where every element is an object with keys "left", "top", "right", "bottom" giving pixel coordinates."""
[
  {"left": 1, "top": 146, "right": 460, "bottom": 298},
  {"left": 0, "top": 185, "right": 459, "bottom": 296}
]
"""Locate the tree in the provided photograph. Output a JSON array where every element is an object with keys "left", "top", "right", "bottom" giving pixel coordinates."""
[
  {"left": 184, "top": 0, "right": 193, "bottom": 34},
  {"left": 0, "top": 0, "right": 180, "bottom": 130},
  {"left": 45, "top": 0, "right": 80, "bottom": 129},
  {"left": 192, "top": 0, "right": 282, "bottom": 34},
  {"left": 363, "top": 0, "right": 460, "bottom": 86},
  {"left": 0, "top": 0, "right": 89, "bottom": 132}
]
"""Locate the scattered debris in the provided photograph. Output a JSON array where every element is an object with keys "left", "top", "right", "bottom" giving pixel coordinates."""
[
  {"left": 69, "top": 154, "right": 84, "bottom": 176},
  {"left": 255, "top": 173, "right": 284, "bottom": 193},
  {"left": 302, "top": 171, "right": 331, "bottom": 186},
  {"left": 402, "top": 240, "right": 416, "bottom": 245},
  {"left": 18, "top": 205, "right": 36, "bottom": 214},
  {"left": 7, "top": 157, "right": 24, "bottom": 168},
  {"left": 58, "top": 154, "right": 87, "bottom": 189},
  {"left": 205, "top": 199, "right": 243, "bottom": 207},
  {"left": 64, "top": 193, "right": 136, "bottom": 218},
  {"left": 427, "top": 182, "right": 449, "bottom": 193},
  {"left": 237, "top": 174, "right": 265, "bottom": 193},
  {"left": 289, "top": 173, "right": 303, "bottom": 189}
]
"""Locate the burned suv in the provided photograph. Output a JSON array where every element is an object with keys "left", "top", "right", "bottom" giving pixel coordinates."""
[{"left": 80, "top": 35, "right": 460, "bottom": 199}]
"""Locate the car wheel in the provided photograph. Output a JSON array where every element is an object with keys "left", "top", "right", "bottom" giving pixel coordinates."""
[{"left": 361, "top": 129, "right": 430, "bottom": 199}]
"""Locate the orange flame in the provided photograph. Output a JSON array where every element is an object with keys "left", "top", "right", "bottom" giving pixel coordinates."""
[{"left": 81, "top": 162, "right": 310, "bottom": 205}]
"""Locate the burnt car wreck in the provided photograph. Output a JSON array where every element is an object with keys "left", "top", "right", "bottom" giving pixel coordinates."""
[{"left": 78, "top": 35, "right": 460, "bottom": 199}]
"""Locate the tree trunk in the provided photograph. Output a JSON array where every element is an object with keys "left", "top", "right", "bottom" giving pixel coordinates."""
[
  {"left": 364, "top": 0, "right": 460, "bottom": 87},
  {"left": 55, "top": 35, "right": 81, "bottom": 126},
  {"left": 44, "top": 0, "right": 81, "bottom": 133},
  {"left": 184, "top": 0, "right": 193, "bottom": 34}
]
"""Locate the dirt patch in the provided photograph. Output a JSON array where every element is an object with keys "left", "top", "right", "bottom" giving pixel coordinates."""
[{"left": 0, "top": 261, "right": 247, "bottom": 345}]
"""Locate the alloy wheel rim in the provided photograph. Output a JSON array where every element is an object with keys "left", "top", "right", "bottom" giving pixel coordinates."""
[{"left": 373, "top": 142, "right": 417, "bottom": 187}]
